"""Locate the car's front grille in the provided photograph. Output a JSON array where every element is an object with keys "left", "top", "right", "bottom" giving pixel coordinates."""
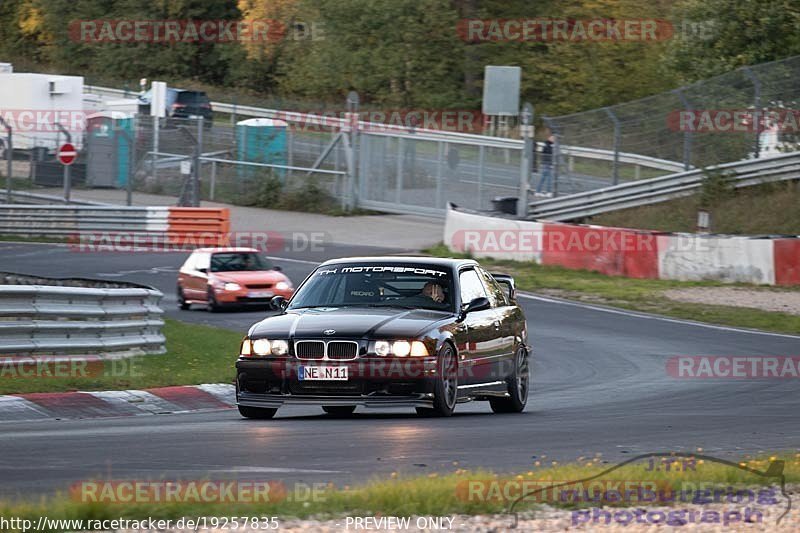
[
  {"left": 293, "top": 340, "right": 359, "bottom": 360},
  {"left": 246, "top": 283, "right": 273, "bottom": 289},
  {"left": 295, "top": 340, "right": 325, "bottom": 360},
  {"left": 327, "top": 341, "right": 359, "bottom": 360}
]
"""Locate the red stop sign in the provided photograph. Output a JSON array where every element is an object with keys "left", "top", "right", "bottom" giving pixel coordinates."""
[{"left": 58, "top": 143, "right": 77, "bottom": 166}]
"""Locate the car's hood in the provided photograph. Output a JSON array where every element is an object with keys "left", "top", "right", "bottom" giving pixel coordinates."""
[
  {"left": 211, "top": 271, "right": 287, "bottom": 285},
  {"left": 249, "top": 307, "right": 452, "bottom": 339}
]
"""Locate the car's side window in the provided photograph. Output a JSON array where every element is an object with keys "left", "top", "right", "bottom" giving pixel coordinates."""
[
  {"left": 459, "top": 269, "right": 486, "bottom": 305},
  {"left": 477, "top": 268, "right": 509, "bottom": 307},
  {"left": 195, "top": 253, "right": 210, "bottom": 272}
]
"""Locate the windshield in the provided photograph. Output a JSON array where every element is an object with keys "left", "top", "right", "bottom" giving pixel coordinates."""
[
  {"left": 210, "top": 252, "right": 273, "bottom": 272},
  {"left": 289, "top": 263, "right": 454, "bottom": 312}
]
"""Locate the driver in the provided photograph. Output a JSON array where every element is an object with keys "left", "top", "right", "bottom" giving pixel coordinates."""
[{"left": 421, "top": 281, "right": 445, "bottom": 303}]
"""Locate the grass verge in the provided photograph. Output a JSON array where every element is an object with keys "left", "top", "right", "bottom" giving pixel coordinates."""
[
  {"left": 1, "top": 454, "right": 797, "bottom": 530},
  {"left": 426, "top": 244, "right": 800, "bottom": 335},
  {"left": 0, "top": 319, "right": 242, "bottom": 395}
]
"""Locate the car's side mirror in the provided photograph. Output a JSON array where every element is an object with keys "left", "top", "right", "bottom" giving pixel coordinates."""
[
  {"left": 273, "top": 265, "right": 283, "bottom": 272},
  {"left": 491, "top": 273, "right": 516, "bottom": 301},
  {"left": 270, "top": 296, "right": 289, "bottom": 312},
  {"left": 460, "top": 296, "right": 490, "bottom": 318}
]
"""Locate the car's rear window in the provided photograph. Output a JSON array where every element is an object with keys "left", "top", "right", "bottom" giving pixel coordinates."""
[
  {"left": 289, "top": 263, "right": 454, "bottom": 311},
  {"left": 176, "top": 91, "right": 210, "bottom": 104}
]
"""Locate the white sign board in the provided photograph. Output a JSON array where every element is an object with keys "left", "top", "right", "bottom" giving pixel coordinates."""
[
  {"left": 151, "top": 81, "right": 167, "bottom": 118},
  {"left": 482, "top": 66, "right": 521, "bottom": 116},
  {"left": 180, "top": 160, "right": 191, "bottom": 175}
]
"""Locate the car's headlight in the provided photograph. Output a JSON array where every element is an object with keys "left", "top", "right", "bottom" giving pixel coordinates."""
[
  {"left": 373, "top": 340, "right": 391, "bottom": 357},
  {"left": 242, "top": 338, "right": 290, "bottom": 357},
  {"left": 223, "top": 282, "right": 241, "bottom": 291},
  {"left": 370, "top": 340, "right": 429, "bottom": 357},
  {"left": 270, "top": 339, "right": 289, "bottom": 356},
  {"left": 275, "top": 281, "right": 292, "bottom": 291},
  {"left": 252, "top": 338, "right": 272, "bottom": 356}
]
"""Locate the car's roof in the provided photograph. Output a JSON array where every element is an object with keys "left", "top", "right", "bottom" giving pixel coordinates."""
[
  {"left": 194, "top": 247, "right": 259, "bottom": 253},
  {"left": 317, "top": 256, "right": 478, "bottom": 270}
]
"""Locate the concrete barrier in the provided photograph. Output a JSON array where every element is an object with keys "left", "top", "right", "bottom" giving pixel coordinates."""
[{"left": 443, "top": 204, "right": 800, "bottom": 286}]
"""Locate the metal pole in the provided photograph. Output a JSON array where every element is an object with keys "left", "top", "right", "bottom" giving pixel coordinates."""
[
  {"left": 346, "top": 91, "right": 360, "bottom": 210},
  {"left": 518, "top": 103, "right": 534, "bottom": 218},
  {"left": 152, "top": 117, "right": 159, "bottom": 183},
  {"left": 603, "top": 107, "right": 621, "bottom": 185},
  {"left": 54, "top": 123, "right": 72, "bottom": 202},
  {"left": 478, "top": 145, "right": 485, "bottom": 209},
  {"left": 674, "top": 89, "right": 693, "bottom": 171},
  {"left": 395, "top": 137, "right": 404, "bottom": 203},
  {"left": 436, "top": 141, "right": 444, "bottom": 210},
  {"left": 210, "top": 160, "right": 217, "bottom": 201},
  {"left": 194, "top": 117, "right": 203, "bottom": 207},
  {"left": 0, "top": 118, "right": 11, "bottom": 203},
  {"left": 742, "top": 67, "right": 761, "bottom": 159}
]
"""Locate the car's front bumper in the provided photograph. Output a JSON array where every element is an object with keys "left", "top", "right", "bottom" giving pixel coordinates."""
[{"left": 236, "top": 357, "right": 439, "bottom": 408}]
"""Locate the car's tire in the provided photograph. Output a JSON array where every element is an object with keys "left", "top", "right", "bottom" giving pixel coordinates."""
[
  {"left": 177, "top": 287, "right": 190, "bottom": 310},
  {"left": 490, "top": 345, "right": 529, "bottom": 414},
  {"left": 238, "top": 405, "right": 278, "bottom": 419},
  {"left": 420, "top": 343, "right": 458, "bottom": 417},
  {"left": 322, "top": 406, "right": 356, "bottom": 417},
  {"left": 207, "top": 288, "right": 221, "bottom": 313}
]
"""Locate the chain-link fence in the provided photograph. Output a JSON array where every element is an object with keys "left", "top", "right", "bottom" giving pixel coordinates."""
[
  {"left": 543, "top": 55, "right": 800, "bottom": 189},
  {"left": 6, "top": 55, "right": 800, "bottom": 213}
]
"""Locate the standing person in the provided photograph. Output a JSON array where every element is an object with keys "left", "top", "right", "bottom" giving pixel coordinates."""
[{"left": 535, "top": 135, "right": 555, "bottom": 197}]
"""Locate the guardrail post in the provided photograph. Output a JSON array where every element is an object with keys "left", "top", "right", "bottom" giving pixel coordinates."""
[
  {"left": 193, "top": 117, "right": 203, "bottom": 207},
  {"left": 674, "top": 89, "right": 693, "bottom": 171},
  {"left": 603, "top": 107, "right": 621, "bottom": 185},
  {"left": 210, "top": 160, "right": 217, "bottom": 201},
  {"left": 0, "top": 117, "right": 11, "bottom": 203},
  {"left": 742, "top": 67, "right": 762, "bottom": 159}
]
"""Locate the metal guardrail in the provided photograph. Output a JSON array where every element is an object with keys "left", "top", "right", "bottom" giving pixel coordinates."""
[
  {"left": 6, "top": 190, "right": 108, "bottom": 206},
  {"left": 0, "top": 205, "right": 169, "bottom": 236},
  {"left": 0, "top": 275, "right": 165, "bottom": 356},
  {"left": 84, "top": 85, "right": 687, "bottom": 173},
  {"left": 529, "top": 151, "right": 800, "bottom": 221}
]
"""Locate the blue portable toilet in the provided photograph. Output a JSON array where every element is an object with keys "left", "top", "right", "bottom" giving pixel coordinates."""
[
  {"left": 86, "top": 111, "right": 134, "bottom": 189},
  {"left": 236, "top": 118, "right": 288, "bottom": 181}
]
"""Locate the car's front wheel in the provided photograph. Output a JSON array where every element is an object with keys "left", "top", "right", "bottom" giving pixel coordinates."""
[
  {"left": 177, "top": 286, "right": 190, "bottom": 310},
  {"left": 322, "top": 406, "right": 356, "bottom": 417},
  {"left": 417, "top": 343, "right": 458, "bottom": 417},
  {"left": 490, "top": 345, "right": 529, "bottom": 414},
  {"left": 238, "top": 406, "right": 278, "bottom": 419},
  {"left": 207, "top": 287, "right": 221, "bottom": 312}
]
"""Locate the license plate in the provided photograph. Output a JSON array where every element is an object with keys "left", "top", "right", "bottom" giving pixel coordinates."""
[
  {"left": 248, "top": 290, "right": 274, "bottom": 298},
  {"left": 189, "top": 114, "right": 201, "bottom": 119},
  {"left": 298, "top": 366, "right": 349, "bottom": 381}
]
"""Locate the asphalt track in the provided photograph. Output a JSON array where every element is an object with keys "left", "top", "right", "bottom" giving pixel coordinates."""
[{"left": 1, "top": 241, "right": 798, "bottom": 498}]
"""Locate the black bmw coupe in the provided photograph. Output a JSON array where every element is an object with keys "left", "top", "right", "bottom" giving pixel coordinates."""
[{"left": 235, "top": 257, "right": 530, "bottom": 418}]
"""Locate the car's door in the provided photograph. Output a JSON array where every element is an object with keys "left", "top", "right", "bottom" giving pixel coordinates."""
[
  {"left": 185, "top": 252, "right": 210, "bottom": 300},
  {"left": 477, "top": 267, "right": 519, "bottom": 380},
  {"left": 455, "top": 267, "right": 502, "bottom": 385}
]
